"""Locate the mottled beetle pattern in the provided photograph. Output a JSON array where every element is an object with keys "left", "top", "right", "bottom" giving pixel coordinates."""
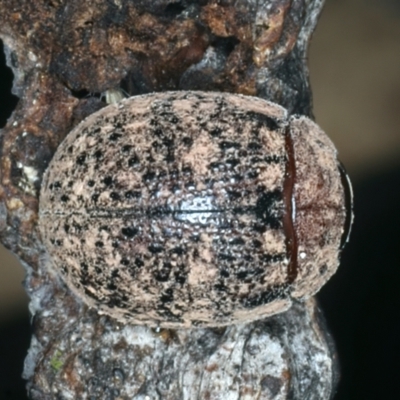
[{"left": 39, "top": 91, "right": 353, "bottom": 328}]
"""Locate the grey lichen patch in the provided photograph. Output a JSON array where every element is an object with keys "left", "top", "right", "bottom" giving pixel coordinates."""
[{"left": 38, "top": 91, "right": 352, "bottom": 328}]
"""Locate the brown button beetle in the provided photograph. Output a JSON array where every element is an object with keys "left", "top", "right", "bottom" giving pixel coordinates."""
[{"left": 39, "top": 91, "right": 353, "bottom": 328}]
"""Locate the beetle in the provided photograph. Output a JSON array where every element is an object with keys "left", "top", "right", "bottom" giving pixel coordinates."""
[{"left": 38, "top": 91, "right": 353, "bottom": 328}]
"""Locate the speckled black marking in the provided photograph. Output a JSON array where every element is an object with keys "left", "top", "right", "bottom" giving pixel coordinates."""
[
  {"left": 93, "top": 149, "right": 103, "bottom": 160},
  {"left": 103, "top": 176, "right": 113, "bottom": 186},
  {"left": 76, "top": 153, "right": 86, "bottom": 165},
  {"left": 240, "top": 284, "right": 288, "bottom": 308},
  {"left": 254, "top": 191, "right": 282, "bottom": 229},
  {"left": 121, "top": 227, "right": 138, "bottom": 238},
  {"left": 109, "top": 192, "right": 120, "bottom": 201}
]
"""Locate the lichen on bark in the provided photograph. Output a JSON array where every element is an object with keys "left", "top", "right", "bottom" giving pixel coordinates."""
[{"left": 0, "top": 1, "right": 339, "bottom": 399}]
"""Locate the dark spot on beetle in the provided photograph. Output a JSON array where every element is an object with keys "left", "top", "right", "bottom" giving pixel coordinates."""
[
  {"left": 246, "top": 111, "right": 280, "bottom": 131},
  {"left": 88, "top": 180, "right": 95, "bottom": 187},
  {"left": 148, "top": 244, "right": 164, "bottom": 254},
  {"left": 60, "top": 194, "right": 69, "bottom": 202},
  {"left": 53, "top": 181, "right": 61, "bottom": 189},
  {"left": 192, "top": 248, "right": 199, "bottom": 259},
  {"left": 236, "top": 270, "right": 248, "bottom": 280},
  {"left": 112, "top": 240, "right": 119, "bottom": 248},
  {"left": 232, "top": 174, "right": 243, "bottom": 181},
  {"left": 135, "top": 258, "right": 144, "bottom": 268},
  {"left": 220, "top": 269, "right": 230, "bottom": 278},
  {"left": 80, "top": 262, "right": 89, "bottom": 272},
  {"left": 128, "top": 155, "right": 140, "bottom": 166},
  {"left": 120, "top": 258, "right": 129, "bottom": 266},
  {"left": 162, "top": 138, "right": 174, "bottom": 147},
  {"left": 219, "top": 141, "right": 241, "bottom": 150},
  {"left": 171, "top": 183, "right": 180, "bottom": 192},
  {"left": 240, "top": 285, "right": 287, "bottom": 308},
  {"left": 55, "top": 239, "right": 62, "bottom": 246},
  {"left": 171, "top": 246, "right": 185, "bottom": 255},
  {"left": 94, "top": 149, "right": 103, "bottom": 160},
  {"left": 121, "top": 227, "right": 138, "bottom": 238},
  {"left": 256, "top": 185, "right": 266, "bottom": 194},
  {"left": 95, "top": 241, "right": 104, "bottom": 248},
  {"left": 227, "top": 190, "right": 241, "bottom": 200},
  {"left": 208, "top": 161, "right": 222, "bottom": 170},
  {"left": 110, "top": 192, "right": 120, "bottom": 201},
  {"left": 214, "top": 282, "right": 227, "bottom": 292},
  {"left": 91, "top": 193, "right": 99, "bottom": 202},
  {"left": 160, "top": 288, "right": 174, "bottom": 304},
  {"left": 244, "top": 254, "right": 254, "bottom": 262},
  {"left": 230, "top": 237, "right": 245, "bottom": 246},
  {"left": 265, "top": 155, "right": 283, "bottom": 163},
  {"left": 67, "top": 145, "right": 73, "bottom": 153},
  {"left": 122, "top": 145, "right": 132, "bottom": 153},
  {"left": 109, "top": 133, "right": 122, "bottom": 141},
  {"left": 64, "top": 224, "right": 70, "bottom": 233},
  {"left": 247, "top": 170, "right": 259, "bottom": 179},
  {"left": 253, "top": 239, "right": 262, "bottom": 248},
  {"left": 248, "top": 142, "right": 262, "bottom": 151},
  {"left": 218, "top": 253, "right": 236, "bottom": 262},
  {"left": 185, "top": 180, "right": 196, "bottom": 189},
  {"left": 95, "top": 266, "right": 102, "bottom": 274},
  {"left": 143, "top": 171, "right": 156, "bottom": 181},
  {"left": 170, "top": 168, "right": 180, "bottom": 179},
  {"left": 182, "top": 137, "right": 193, "bottom": 146},
  {"left": 261, "top": 253, "right": 285, "bottom": 263},
  {"left": 152, "top": 140, "right": 161, "bottom": 150},
  {"left": 73, "top": 222, "right": 82, "bottom": 232},
  {"left": 319, "top": 264, "right": 328, "bottom": 275},
  {"left": 154, "top": 128, "right": 163, "bottom": 137},
  {"left": 107, "top": 282, "right": 118, "bottom": 291},
  {"left": 111, "top": 269, "right": 119, "bottom": 278},
  {"left": 125, "top": 190, "right": 141, "bottom": 199},
  {"left": 165, "top": 152, "right": 175, "bottom": 163},
  {"left": 159, "top": 170, "right": 167, "bottom": 179},
  {"left": 210, "top": 127, "right": 222, "bottom": 137},
  {"left": 155, "top": 262, "right": 172, "bottom": 282},
  {"left": 226, "top": 159, "right": 240, "bottom": 168},
  {"left": 254, "top": 190, "right": 282, "bottom": 229},
  {"left": 103, "top": 176, "right": 113, "bottom": 186},
  {"left": 181, "top": 165, "right": 192, "bottom": 175},
  {"left": 175, "top": 271, "right": 186, "bottom": 285},
  {"left": 107, "top": 297, "right": 122, "bottom": 308},
  {"left": 190, "top": 234, "right": 200, "bottom": 242},
  {"left": 76, "top": 153, "right": 86, "bottom": 165},
  {"left": 251, "top": 156, "right": 263, "bottom": 163}
]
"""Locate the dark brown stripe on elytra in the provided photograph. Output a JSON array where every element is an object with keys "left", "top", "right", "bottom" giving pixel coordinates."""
[{"left": 283, "top": 126, "right": 298, "bottom": 283}]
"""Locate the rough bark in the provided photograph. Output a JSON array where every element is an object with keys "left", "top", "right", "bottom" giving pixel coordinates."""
[{"left": 0, "top": 0, "right": 339, "bottom": 399}]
